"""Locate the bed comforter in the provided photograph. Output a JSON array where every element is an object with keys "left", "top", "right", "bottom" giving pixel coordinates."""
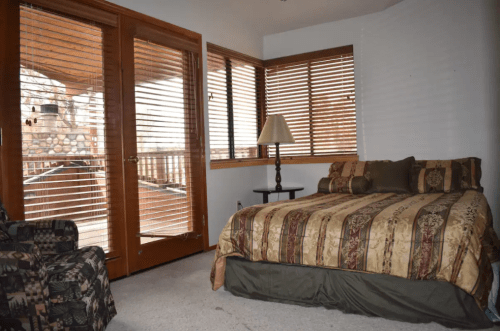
[{"left": 211, "top": 191, "right": 500, "bottom": 309}]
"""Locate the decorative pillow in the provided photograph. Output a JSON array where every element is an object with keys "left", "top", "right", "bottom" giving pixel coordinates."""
[
  {"left": 365, "top": 156, "right": 415, "bottom": 194},
  {"left": 328, "top": 161, "right": 368, "bottom": 179},
  {"left": 416, "top": 157, "right": 483, "bottom": 192},
  {"left": 318, "top": 176, "right": 370, "bottom": 194},
  {"left": 454, "top": 157, "right": 482, "bottom": 192},
  {"left": 410, "top": 160, "right": 462, "bottom": 193}
]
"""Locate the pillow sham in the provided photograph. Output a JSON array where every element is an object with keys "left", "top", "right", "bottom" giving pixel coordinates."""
[
  {"left": 365, "top": 156, "right": 415, "bottom": 194},
  {"left": 318, "top": 176, "right": 370, "bottom": 194},
  {"left": 455, "top": 157, "right": 483, "bottom": 192},
  {"left": 328, "top": 161, "right": 368, "bottom": 179},
  {"left": 410, "top": 160, "right": 462, "bottom": 193},
  {"left": 416, "top": 157, "right": 483, "bottom": 192}
]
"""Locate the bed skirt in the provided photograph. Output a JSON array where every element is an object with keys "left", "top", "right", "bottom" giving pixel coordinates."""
[{"left": 224, "top": 257, "right": 493, "bottom": 329}]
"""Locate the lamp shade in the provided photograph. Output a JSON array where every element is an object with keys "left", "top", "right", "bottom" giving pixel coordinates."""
[{"left": 257, "top": 115, "right": 295, "bottom": 145}]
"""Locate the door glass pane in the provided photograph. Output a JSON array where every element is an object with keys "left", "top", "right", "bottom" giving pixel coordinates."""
[
  {"left": 133, "top": 39, "right": 194, "bottom": 244},
  {"left": 20, "top": 5, "right": 110, "bottom": 250}
]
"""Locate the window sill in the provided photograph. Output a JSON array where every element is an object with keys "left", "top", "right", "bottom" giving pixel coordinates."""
[{"left": 210, "top": 155, "right": 359, "bottom": 170}]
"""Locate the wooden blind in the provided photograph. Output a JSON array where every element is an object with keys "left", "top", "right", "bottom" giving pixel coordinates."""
[
  {"left": 133, "top": 39, "right": 199, "bottom": 243},
  {"left": 20, "top": 4, "right": 112, "bottom": 250},
  {"left": 207, "top": 45, "right": 262, "bottom": 160},
  {"left": 265, "top": 47, "right": 357, "bottom": 157}
]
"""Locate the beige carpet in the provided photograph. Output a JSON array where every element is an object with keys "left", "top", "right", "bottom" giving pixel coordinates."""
[{"left": 106, "top": 251, "right": 499, "bottom": 331}]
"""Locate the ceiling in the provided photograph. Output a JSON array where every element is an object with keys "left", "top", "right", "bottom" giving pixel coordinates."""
[{"left": 202, "top": 0, "right": 404, "bottom": 37}]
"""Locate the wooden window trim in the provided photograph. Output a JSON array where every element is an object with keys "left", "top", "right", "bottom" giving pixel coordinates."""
[
  {"left": 23, "top": 0, "right": 118, "bottom": 27},
  {"left": 263, "top": 45, "right": 354, "bottom": 67},
  {"left": 210, "top": 154, "right": 359, "bottom": 170},
  {"left": 24, "top": 0, "right": 202, "bottom": 42},
  {"left": 207, "top": 43, "right": 263, "bottom": 68}
]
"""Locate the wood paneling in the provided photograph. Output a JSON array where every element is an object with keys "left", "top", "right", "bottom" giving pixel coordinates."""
[{"left": 0, "top": 0, "right": 24, "bottom": 220}]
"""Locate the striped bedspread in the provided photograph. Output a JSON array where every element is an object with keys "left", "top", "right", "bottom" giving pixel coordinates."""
[{"left": 210, "top": 191, "right": 500, "bottom": 309}]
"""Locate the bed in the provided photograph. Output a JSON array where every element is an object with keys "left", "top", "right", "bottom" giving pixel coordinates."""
[{"left": 210, "top": 157, "right": 500, "bottom": 329}]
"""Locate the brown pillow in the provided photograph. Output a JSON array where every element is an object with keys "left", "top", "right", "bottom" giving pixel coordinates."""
[
  {"left": 416, "top": 157, "right": 483, "bottom": 192},
  {"left": 410, "top": 161, "right": 462, "bottom": 193},
  {"left": 318, "top": 176, "right": 370, "bottom": 194},
  {"left": 454, "top": 157, "right": 483, "bottom": 192},
  {"left": 365, "top": 156, "right": 415, "bottom": 194}
]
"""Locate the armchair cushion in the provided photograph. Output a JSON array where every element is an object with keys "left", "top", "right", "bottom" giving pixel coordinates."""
[
  {"left": 0, "top": 223, "right": 12, "bottom": 243},
  {"left": 49, "top": 266, "right": 116, "bottom": 330},
  {"left": 0, "top": 201, "right": 10, "bottom": 224},
  {"left": 0, "top": 243, "right": 51, "bottom": 330},
  {"left": 43, "top": 246, "right": 105, "bottom": 304},
  {"left": 6, "top": 220, "right": 78, "bottom": 255},
  {"left": 0, "top": 203, "right": 12, "bottom": 244}
]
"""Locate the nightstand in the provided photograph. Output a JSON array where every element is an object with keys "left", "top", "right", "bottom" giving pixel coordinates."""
[{"left": 253, "top": 187, "right": 304, "bottom": 204}]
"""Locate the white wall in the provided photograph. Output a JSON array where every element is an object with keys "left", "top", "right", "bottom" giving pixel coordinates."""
[
  {"left": 263, "top": 0, "right": 500, "bottom": 235},
  {"left": 107, "top": 0, "right": 267, "bottom": 246}
]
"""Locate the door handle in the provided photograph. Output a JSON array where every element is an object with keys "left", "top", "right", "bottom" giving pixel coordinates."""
[{"left": 128, "top": 156, "right": 139, "bottom": 163}]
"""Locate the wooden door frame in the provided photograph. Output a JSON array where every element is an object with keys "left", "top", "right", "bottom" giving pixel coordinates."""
[
  {"left": 120, "top": 15, "right": 208, "bottom": 273},
  {"left": 0, "top": 0, "right": 24, "bottom": 221}
]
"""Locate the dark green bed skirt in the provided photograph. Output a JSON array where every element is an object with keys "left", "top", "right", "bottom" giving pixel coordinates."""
[{"left": 224, "top": 257, "right": 493, "bottom": 329}]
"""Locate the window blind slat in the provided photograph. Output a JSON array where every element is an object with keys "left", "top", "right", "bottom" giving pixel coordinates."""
[{"left": 266, "top": 50, "right": 357, "bottom": 158}]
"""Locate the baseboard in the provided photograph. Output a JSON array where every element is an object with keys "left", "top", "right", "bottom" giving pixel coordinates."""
[{"left": 205, "top": 244, "right": 217, "bottom": 251}]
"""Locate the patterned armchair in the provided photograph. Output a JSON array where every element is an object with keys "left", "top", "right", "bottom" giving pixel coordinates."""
[{"left": 0, "top": 203, "right": 116, "bottom": 330}]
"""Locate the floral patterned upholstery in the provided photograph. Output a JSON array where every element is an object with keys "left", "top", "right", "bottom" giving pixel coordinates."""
[{"left": 0, "top": 205, "right": 116, "bottom": 330}]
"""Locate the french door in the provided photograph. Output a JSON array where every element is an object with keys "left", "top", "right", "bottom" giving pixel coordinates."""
[
  {"left": 7, "top": 1, "right": 207, "bottom": 278},
  {"left": 121, "top": 17, "right": 206, "bottom": 273}
]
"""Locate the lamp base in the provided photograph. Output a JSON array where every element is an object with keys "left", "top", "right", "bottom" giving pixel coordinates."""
[{"left": 275, "top": 143, "right": 282, "bottom": 191}]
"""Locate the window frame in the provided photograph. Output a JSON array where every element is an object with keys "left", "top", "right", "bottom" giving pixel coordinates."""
[{"left": 207, "top": 43, "right": 265, "bottom": 165}]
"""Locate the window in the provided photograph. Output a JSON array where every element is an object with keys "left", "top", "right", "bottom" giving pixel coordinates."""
[
  {"left": 207, "top": 43, "right": 263, "bottom": 161},
  {"left": 207, "top": 44, "right": 357, "bottom": 168},
  {"left": 264, "top": 46, "right": 357, "bottom": 158}
]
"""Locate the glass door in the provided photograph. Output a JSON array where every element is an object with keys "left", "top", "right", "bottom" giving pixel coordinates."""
[
  {"left": 121, "top": 18, "right": 205, "bottom": 272},
  {"left": 18, "top": 3, "right": 127, "bottom": 278}
]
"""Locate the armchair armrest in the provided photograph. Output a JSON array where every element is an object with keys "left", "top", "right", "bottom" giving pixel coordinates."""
[
  {"left": 6, "top": 220, "right": 79, "bottom": 255},
  {"left": 0, "top": 242, "right": 51, "bottom": 330}
]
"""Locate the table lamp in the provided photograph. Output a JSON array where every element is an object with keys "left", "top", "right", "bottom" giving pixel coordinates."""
[{"left": 257, "top": 115, "right": 295, "bottom": 191}]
